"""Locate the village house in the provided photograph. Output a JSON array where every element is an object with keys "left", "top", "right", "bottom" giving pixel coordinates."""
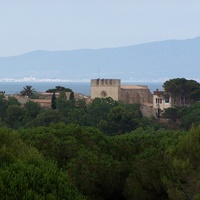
[{"left": 153, "top": 89, "right": 173, "bottom": 110}]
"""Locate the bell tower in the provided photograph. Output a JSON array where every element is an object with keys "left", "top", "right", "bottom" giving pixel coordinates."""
[{"left": 90, "top": 79, "right": 121, "bottom": 101}]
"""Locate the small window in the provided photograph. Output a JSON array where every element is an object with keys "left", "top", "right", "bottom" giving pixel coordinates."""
[
  {"left": 165, "top": 98, "right": 169, "bottom": 103},
  {"left": 156, "top": 98, "right": 162, "bottom": 104}
]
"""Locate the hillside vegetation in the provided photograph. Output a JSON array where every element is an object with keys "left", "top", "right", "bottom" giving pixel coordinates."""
[
  {"left": 1, "top": 78, "right": 200, "bottom": 199},
  {"left": 1, "top": 124, "right": 200, "bottom": 199}
]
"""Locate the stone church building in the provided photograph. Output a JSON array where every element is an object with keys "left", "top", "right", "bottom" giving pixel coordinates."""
[{"left": 91, "top": 79, "right": 153, "bottom": 104}]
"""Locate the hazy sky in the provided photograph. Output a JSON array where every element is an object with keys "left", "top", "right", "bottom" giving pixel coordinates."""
[{"left": 1, "top": 0, "right": 200, "bottom": 56}]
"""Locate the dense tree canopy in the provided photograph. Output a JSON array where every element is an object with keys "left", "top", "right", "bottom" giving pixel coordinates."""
[
  {"left": 46, "top": 86, "right": 72, "bottom": 93},
  {"left": 0, "top": 128, "right": 86, "bottom": 200},
  {"left": 163, "top": 78, "right": 200, "bottom": 106},
  {"left": 16, "top": 123, "right": 200, "bottom": 200}
]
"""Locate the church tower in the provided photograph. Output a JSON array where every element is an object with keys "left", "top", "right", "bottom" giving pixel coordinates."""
[{"left": 90, "top": 79, "right": 121, "bottom": 101}]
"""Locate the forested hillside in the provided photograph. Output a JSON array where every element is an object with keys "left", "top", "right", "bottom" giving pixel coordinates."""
[{"left": 1, "top": 124, "right": 200, "bottom": 199}]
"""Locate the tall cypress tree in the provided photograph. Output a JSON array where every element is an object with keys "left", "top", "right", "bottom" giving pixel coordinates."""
[
  {"left": 51, "top": 92, "right": 57, "bottom": 110},
  {"left": 69, "top": 91, "right": 74, "bottom": 100}
]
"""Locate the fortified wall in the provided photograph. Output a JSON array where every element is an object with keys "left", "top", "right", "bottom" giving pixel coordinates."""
[{"left": 120, "top": 85, "right": 153, "bottom": 104}]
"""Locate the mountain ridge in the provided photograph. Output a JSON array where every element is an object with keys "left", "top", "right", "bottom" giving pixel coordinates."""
[{"left": 1, "top": 37, "right": 200, "bottom": 81}]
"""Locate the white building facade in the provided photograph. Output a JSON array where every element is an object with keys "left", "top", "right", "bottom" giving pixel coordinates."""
[{"left": 153, "top": 89, "right": 173, "bottom": 110}]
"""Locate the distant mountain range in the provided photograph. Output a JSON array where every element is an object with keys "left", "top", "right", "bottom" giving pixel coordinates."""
[{"left": 1, "top": 37, "right": 200, "bottom": 82}]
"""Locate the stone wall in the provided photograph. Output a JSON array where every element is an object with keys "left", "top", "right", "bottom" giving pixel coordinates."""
[
  {"left": 120, "top": 85, "right": 153, "bottom": 104},
  {"left": 90, "top": 79, "right": 121, "bottom": 101}
]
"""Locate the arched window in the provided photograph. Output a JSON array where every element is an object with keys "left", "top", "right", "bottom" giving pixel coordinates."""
[{"left": 100, "top": 91, "right": 107, "bottom": 97}]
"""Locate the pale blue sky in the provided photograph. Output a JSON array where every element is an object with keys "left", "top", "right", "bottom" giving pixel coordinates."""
[{"left": 0, "top": 0, "right": 200, "bottom": 56}]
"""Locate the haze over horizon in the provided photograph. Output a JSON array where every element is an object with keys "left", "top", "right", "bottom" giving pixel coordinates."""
[{"left": 1, "top": 1, "right": 200, "bottom": 57}]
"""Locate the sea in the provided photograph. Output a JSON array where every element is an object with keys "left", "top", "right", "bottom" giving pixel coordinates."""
[{"left": 0, "top": 82, "right": 164, "bottom": 96}]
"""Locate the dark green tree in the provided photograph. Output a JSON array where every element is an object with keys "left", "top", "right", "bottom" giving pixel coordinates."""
[
  {"left": 99, "top": 105, "right": 140, "bottom": 135},
  {"left": 86, "top": 97, "right": 118, "bottom": 126},
  {"left": 46, "top": 86, "right": 72, "bottom": 93},
  {"left": 0, "top": 128, "right": 86, "bottom": 200},
  {"left": 24, "top": 100, "right": 41, "bottom": 119},
  {"left": 161, "top": 126, "right": 200, "bottom": 200},
  {"left": 75, "top": 99, "right": 87, "bottom": 110},
  {"left": 69, "top": 91, "right": 74, "bottom": 100},
  {"left": 69, "top": 91, "right": 75, "bottom": 110},
  {"left": 51, "top": 92, "right": 57, "bottom": 110},
  {"left": 7, "top": 96, "right": 20, "bottom": 106},
  {"left": 30, "top": 110, "right": 67, "bottom": 127},
  {"left": 56, "top": 91, "right": 68, "bottom": 115},
  {"left": 163, "top": 78, "right": 200, "bottom": 107},
  {"left": 180, "top": 103, "right": 200, "bottom": 129},
  {"left": 163, "top": 107, "right": 180, "bottom": 122},
  {"left": 20, "top": 86, "right": 37, "bottom": 98},
  {"left": 0, "top": 94, "right": 8, "bottom": 120},
  {"left": 5, "top": 105, "right": 24, "bottom": 129},
  {"left": 56, "top": 91, "right": 75, "bottom": 116}
]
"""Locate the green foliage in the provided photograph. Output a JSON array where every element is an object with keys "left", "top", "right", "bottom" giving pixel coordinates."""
[
  {"left": 0, "top": 94, "right": 8, "bottom": 120},
  {"left": 51, "top": 92, "right": 57, "bottom": 110},
  {"left": 99, "top": 104, "right": 142, "bottom": 135},
  {"left": 18, "top": 124, "right": 179, "bottom": 199},
  {"left": 86, "top": 97, "right": 118, "bottom": 127},
  {"left": 20, "top": 124, "right": 108, "bottom": 166},
  {"left": 180, "top": 103, "right": 200, "bottom": 129},
  {"left": 163, "top": 103, "right": 200, "bottom": 129},
  {"left": 30, "top": 110, "right": 67, "bottom": 127},
  {"left": 24, "top": 100, "right": 41, "bottom": 119},
  {"left": 67, "top": 108, "right": 88, "bottom": 126},
  {"left": 0, "top": 91, "right": 152, "bottom": 133},
  {"left": 163, "top": 107, "right": 180, "bottom": 122},
  {"left": 161, "top": 126, "right": 200, "bottom": 200},
  {"left": 5, "top": 105, "right": 24, "bottom": 129},
  {"left": 66, "top": 148, "right": 120, "bottom": 200},
  {"left": 20, "top": 124, "right": 122, "bottom": 199},
  {"left": 0, "top": 128, "right": 86, "bottom": 200},
  {"left": 56, "top": 91, "right": 70, "bottom": 116},
  {"left": 3, "top": 79, "right": 200, "bottom": 199},
  {"left": 74, "top": 99, "right": 87, "bottom": 110},
  {"left": 20, "top": 86, "right": 37, "bottom": 98},
  {"left": 69, "top": 91, "right": 74, "bottom": 100},
  {"left": 46, "top": 86, "right": 72, "bottom": 93},
  {"left": 2, "top": 122, "right": 200, "bottom": 200},
  {"left": 163, "top": 78, "right": 200, "bottom": 106},
  {"left": 7, "top": 96, "right": 20, "bottom": 106}
]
